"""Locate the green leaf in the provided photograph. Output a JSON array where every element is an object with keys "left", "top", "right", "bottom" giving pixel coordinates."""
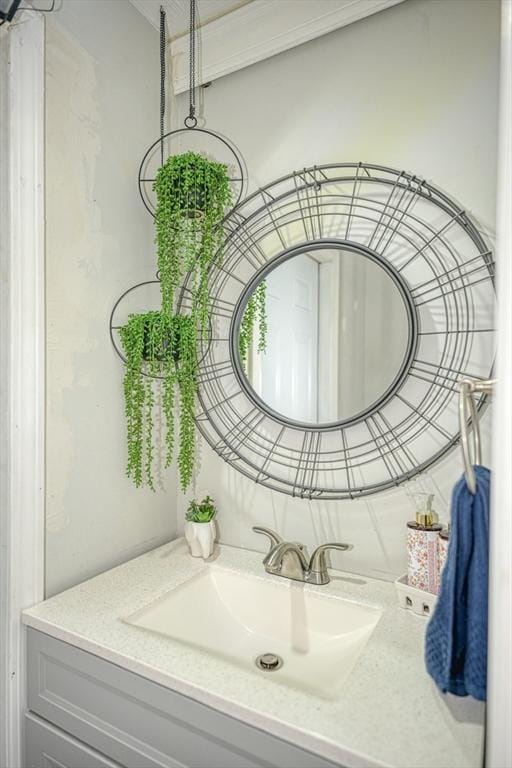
[
  {"left": 185, "top": 494, "right": 217, "bottom": 522},
  {"left": 239, "top": 279, "right": 267, "bottom": 371}
]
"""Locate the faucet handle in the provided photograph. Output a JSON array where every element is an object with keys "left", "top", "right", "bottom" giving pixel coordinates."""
[
  {"left": 252, "top": 526, "right": 283, "bottom": 551},
  {"left": 308, "top": 543, "right": 354, "bottom": 585}
]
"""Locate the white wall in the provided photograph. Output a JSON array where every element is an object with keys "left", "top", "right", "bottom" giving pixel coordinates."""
[
  {"left": 45, "top": 0, "right": 177, "bottom": 597},
  {"left": 175, "top": 0, "right": 500, "bottom": 581}
]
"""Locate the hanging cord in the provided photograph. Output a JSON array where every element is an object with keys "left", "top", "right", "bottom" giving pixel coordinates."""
[
  {"left": 184, "top": 0, "right": 197, "bottom": 128},
  {"left": 159, "top": 6, "right": 166, "bottom": 165}
]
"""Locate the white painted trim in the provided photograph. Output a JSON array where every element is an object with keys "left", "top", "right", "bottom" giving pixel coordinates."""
[
  {"left": 129, "top": 0, "right": 159, "bottom": 31},
  {"left": 171, "top": 0, "right": 406, "bottom": 94},
  {"left": 0, "top": 12, "right": 46, "bottom": 768},
  {"left": 487, "top": 3, "right": 512, "bottom": 767}
]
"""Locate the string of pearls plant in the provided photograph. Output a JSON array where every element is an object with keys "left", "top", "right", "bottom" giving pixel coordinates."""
[
  {"left": 239, "top": 280, "right": 268, "bottom": 369},
  {"left": 120, "top": 153, "right": 232, "bottom": 491},
  {"left": 155, "top": 152, "right": 232, "bottom": 339}
]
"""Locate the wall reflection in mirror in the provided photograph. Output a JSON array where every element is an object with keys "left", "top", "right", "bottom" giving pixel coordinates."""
[{"left": 238, "top": 247, "right": 411, "bottom": 425}]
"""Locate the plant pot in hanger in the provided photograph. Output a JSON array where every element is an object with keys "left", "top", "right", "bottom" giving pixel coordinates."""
[
  {"left": 142, "top": 320, "right": 171, "bottom": 362},
  {"left": 175, "top": 178, "right": 207, "bottom": 220},
  {"left": 141, "top": 314, "right": 193, "bottom": 364}
]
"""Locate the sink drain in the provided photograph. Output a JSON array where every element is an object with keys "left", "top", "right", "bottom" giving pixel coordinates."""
[{"left": 255, "top": 653, "right": 283, "bottom": 671}]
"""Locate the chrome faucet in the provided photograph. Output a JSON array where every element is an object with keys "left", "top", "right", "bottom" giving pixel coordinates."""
[{"left": 253, "top": 526, "right": 353, "bottom": 585}]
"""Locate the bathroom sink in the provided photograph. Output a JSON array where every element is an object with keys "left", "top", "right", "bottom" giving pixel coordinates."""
[{"left": 124, "top": 567, "right": 382, "bottom": 697}]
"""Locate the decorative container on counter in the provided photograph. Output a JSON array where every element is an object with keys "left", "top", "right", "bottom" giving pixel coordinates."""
[
  {"left": 395, "top": 574, "right": 438, "bottom": 616},
  {"left": 436, "top": 526, "right": 450, "bottom": 593},
  {"left": 184, "top": 494, "right": 217, "bottom": 559},
  {"left": 406, "top": 494, "right": 442, "bottom": 594},
  {"left": 184, "top": 520, "right": 216, "bottom": 558}
]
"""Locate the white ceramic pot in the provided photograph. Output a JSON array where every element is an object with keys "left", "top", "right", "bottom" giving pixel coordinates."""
[{"left": 184, "top": 520, "right": 216, "bottom": 559}]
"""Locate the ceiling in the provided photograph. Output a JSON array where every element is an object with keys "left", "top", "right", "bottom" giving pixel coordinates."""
[{"left": 129, "top": 0, "right": 252, "bottom": 40}]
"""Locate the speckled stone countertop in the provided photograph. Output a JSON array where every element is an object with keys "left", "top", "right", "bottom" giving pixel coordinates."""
[{"left": 22, "top": 539, "right": 484, "bottom": 768}]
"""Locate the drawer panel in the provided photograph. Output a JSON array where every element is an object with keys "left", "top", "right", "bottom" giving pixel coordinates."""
[
  {"left": 27, "top": 628, "right": 341, "bottom": 768},
  {"left": 25, "top": 713, "right": 121, "bottom": 768}
]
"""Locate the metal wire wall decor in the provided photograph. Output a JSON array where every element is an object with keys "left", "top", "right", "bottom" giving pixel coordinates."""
[{"left": 176, "top": 162, "right": 495, "bottom": 499}]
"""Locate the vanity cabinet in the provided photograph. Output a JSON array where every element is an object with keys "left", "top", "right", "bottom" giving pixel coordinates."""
[
  {"left": 26, "top": 628, "right": 342, "bottom": 768},
  {"left": 25, "top": 713, "right": 121, "bottom": 768}
]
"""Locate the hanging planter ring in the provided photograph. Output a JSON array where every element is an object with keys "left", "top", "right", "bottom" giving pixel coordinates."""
[
  {"left": 110, "top": 1, "right": 247, "bottom": 492},
  {"left": 109, "top": 278, "right": 213, "bottom": 379},
  {"left": 137, "top": 126, "right": 246, "bottom": 218},
  {"left": 137, "top": 0, "right": 246, "bottom": 218}
]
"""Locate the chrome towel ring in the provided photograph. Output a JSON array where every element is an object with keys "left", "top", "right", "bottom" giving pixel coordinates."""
[{"left": 459, "top": 378, "right": 495, "bottom": 493}]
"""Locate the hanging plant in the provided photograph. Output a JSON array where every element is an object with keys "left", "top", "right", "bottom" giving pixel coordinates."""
[
  {"left": 115, "top": 2, "right": 245, "bottom": 496},
  {"left": 154, "top": 151, "right": 232, "bottom": 338},
  {"left": 239, "top": 280, "right": 268, "bottom": 369},
  {"left": 120, "top": 311, "right": 197, "bottom": 492}
]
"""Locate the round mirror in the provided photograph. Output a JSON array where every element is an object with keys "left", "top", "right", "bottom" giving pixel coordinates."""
[
  {"left": 190, "top": 164, "right": 494, "bottom": 499},
  {"left": 235, "top": 245, "right": 414, "bottom": 427}
]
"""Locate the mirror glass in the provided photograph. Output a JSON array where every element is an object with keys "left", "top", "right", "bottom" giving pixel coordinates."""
[{"left": 238, "top": 246, "right": 411, "bottom": 425}]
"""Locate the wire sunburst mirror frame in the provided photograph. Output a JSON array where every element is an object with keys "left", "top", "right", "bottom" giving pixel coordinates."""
[{"left": 177, "top": 161, "right": 495, "bottom": 500}]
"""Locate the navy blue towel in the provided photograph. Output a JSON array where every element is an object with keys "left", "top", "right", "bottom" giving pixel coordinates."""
[{"left": 425, "top": 465, "right": 490, "bottom": 701}]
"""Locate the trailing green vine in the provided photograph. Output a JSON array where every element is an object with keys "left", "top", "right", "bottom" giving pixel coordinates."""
[
  {"left": 255, "top": 280, "right": 267, "bottom": 352},
  {"left": 120, "top": 311, "right": 197, "bottom": 492},
  {"left": 154, "top": 152, "right": 232, "bottom": 338},
  {"left": 173, "top": 314, "right": 197, "bottom": 491},
  {"left": 119, "top": 152, "right": 234, "bottom": 492},
  {"left": 239, "top": 280, "right": 268, "bottom": 369}
]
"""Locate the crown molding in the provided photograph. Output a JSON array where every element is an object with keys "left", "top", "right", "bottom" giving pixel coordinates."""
[
  {"left": 130, "top": 0, "right": 158, "bottom": 29},
  {"left": 171, "top": 0, "right": 405, "bottom": 94}
]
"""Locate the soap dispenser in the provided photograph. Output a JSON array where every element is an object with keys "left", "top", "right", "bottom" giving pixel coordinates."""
[{"left": 406, "top": 494, "right": 442, "bottom": 594}]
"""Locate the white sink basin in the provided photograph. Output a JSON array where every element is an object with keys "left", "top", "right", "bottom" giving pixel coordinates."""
[{"left": 124, "top": 567, "right": 382, "bottom": 698}]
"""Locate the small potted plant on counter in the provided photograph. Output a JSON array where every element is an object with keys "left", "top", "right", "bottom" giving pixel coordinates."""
[{"left": 184, "top": 494, "right": 217, "bottom": 559}]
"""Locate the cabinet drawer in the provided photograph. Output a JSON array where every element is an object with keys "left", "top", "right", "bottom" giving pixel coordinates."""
[
  {"left": 25, "top": 713, "right": 121, "bottom": 768},
  {"left": 27, "top": 628, "right": 341, "bottom": 768}
]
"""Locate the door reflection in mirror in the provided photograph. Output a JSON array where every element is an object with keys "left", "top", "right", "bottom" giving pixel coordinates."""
[{"left": 240, "top": 247, "right": 410, "bottom": 425}]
